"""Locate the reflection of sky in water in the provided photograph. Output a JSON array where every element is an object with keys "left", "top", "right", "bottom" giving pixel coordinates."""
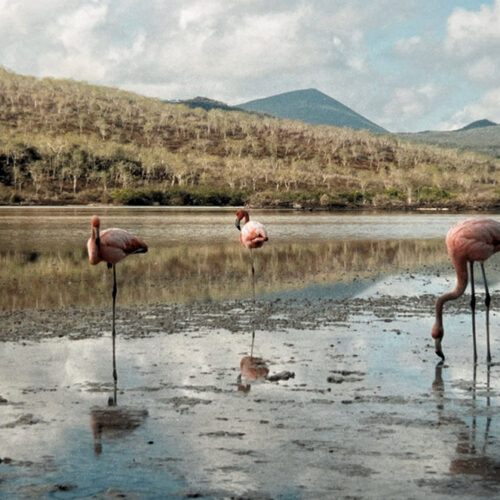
[
  {"left": 2, "top": 296, "right": 500, "bottom": 496},
  {"left": 0, "top": 339, "right": 188, "bottom": 497}
]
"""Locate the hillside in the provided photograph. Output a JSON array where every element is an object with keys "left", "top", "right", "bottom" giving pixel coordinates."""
[
  {"left": 0, "top": 67, "right": 499, "bottom": 210},
  {"left": 238, "top": 89, "right": 387, "bottom": 134},
  {"left": 397, "top": 124, "right": 500, "bottom": 158}
]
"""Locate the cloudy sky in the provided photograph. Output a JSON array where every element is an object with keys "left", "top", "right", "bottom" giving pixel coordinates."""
[{"left": 0, "top": 0, "right": 499, "bottom": 132}]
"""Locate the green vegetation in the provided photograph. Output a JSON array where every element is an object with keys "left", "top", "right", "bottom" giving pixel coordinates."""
[
  {"left": 110, "top": 186, "right": 246, "bottom": 206},
  {"left": 1, "top": 67, "right": 499, "bottom": 209}
]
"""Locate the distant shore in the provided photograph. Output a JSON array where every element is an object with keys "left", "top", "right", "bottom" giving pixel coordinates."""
[{"left": 1, "top": 199, "right": 498, "bottom": 212}]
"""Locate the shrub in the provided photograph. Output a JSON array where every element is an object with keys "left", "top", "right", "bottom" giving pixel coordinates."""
[
  {"left": 418, "top": 186, "right": 453, "bottom": 201},
  {"left": 383, "top": 187, "right": 405, "bottom": 200},
  {"left": 110, "top": 186, "right": 247, "bottom": 206}
]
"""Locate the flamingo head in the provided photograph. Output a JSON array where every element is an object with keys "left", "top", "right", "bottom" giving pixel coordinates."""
[
  {"left": 91, "top": 215, "right": 100, "bottom": 228},
  {"left": 235, "top": 209, "right": 249, "bottom": 231},
  {"left": 431, "top": 324, "right": 445, "bottom": 361}
]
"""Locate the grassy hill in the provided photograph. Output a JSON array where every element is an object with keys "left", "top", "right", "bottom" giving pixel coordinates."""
[
  {"left": 1, "top": 67, "right": 499, "bottom": 209},
  {"left": 238, "top": 89, "right": 387, "bottom": 134}
]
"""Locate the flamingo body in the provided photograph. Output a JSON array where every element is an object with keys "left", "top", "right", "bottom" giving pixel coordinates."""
[
  {"left": 446, "top": 218, "right": 500, "bottom": 264},
  {"left": 433, "top": 218, "right": 500, "bottom": 361},
  {"left": 240, "top": 220, "right": 268, "bottom": 249},
  {"left": 87, "top": 216, "right": 148, "bottom": 265},
  {"left": 236, "top": 210, "right": 268, "bottom": 249}
]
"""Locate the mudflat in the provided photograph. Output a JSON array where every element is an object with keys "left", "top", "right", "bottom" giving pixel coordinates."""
[{"left": 1, "top": 266, "right": 500, "bottom": 498}]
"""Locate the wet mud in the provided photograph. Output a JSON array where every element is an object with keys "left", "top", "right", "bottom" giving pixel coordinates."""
[{"left": 2, "top": 267, "right": 500, "bottom": 498}]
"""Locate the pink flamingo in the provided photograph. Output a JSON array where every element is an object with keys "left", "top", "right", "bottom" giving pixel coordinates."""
[
  {"left": 87, "top": 216, "right": 148, "bottom": 385},
  {"left": 235, "top": 209, "right": 268, "bottom": 355},
  {"left": 432, "top": 218, "right": 500, "bottom": 363}
]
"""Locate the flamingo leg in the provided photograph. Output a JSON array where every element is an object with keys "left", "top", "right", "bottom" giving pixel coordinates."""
[
  {"left": 480, "top": 263, "right": 492, "bottom": 363},
  {"left": 250, "top": 248, "right": 255, "bottom": 358},
  {"left": 483, "top": 363, "right": 491, "bottom": 454},
  {"left": 112, "top": 264, "right": 118, "bottom": 389},
  {"left": 470, "top": 261, "right": 478, "bottom": 363}
]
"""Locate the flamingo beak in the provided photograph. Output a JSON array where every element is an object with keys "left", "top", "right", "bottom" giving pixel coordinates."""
[
  {"left": 435, "top": 338, "right": 445, "bottom": 361},
  {"left": 235, "top": 218, "right": 241, "bottom": 231}
]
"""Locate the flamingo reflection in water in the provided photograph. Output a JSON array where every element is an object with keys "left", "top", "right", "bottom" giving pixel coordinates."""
[
  {"left": 235, "top": 210, "right": 268, "bottom": 357},
  {"left": 237, "top": 335, "right": 295, "bottom": 393},
  {"left": 90, "top": 404, "right": 148, "bottom": 456},
  {"left": 89, "top": 355, "right": 148, "bottom": 455},
  {"left": 433, "top": 362, "right": 499, "bottom": 483},
  {"left": 237, "top": 356, "right": 270, "bottom": 393},
  {"left": 87, "top": 215, "right": 148, "bottom": 388}
]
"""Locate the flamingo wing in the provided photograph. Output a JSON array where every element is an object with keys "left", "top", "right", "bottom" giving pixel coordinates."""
[
  {"left": 100, "top": 228, "right": 148, "bottom": 263},
  {"left": 241, "top": 221, "right": 268, "bottom": 249}
]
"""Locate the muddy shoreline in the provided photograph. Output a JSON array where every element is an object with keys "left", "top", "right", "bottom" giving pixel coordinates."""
[{"left": 0, "top": 263, "right": 484, "bottom": 345}]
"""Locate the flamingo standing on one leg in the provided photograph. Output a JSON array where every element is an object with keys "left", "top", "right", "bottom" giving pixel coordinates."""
[
  {"left": 87, "top": 216, "right": 148, "bottom": 391},
  {"left": 235, "top": 209, "right": 268, "bottom": 356},
  {"left": 432, "top": 218, "right": 500, "bottom": 363}
]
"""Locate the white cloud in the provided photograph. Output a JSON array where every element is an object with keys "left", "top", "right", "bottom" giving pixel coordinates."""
[
  {"left": 380, "top": 84, "right": 442, "bottom": 131},
  {"left": 439, "top": 87, "right": 500, "bottom": 130},
  {"left": 445, "top": 0, "right": 500, "bottom": 85},
  {"left": 436, "top": 0, "right": 500, "bottom": 129},
  {"left": 446, "top": 1, "right": 500, "bottom": 53},
  {"left": 0, "top": 0, "right": 498, "bottom": 131},
  {"left": 394, "top": 35, "right": 422, "bottom": 54}
]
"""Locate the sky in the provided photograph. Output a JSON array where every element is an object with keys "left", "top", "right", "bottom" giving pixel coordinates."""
[{"left": 0, "top": 0, "right": 499, "bottom": 132}]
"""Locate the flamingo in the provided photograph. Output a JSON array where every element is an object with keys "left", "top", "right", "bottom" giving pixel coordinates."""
[
  {"left": 432, "top": 218, "right": 500, "bottom": 363},
  {"left": 87, "top": 216, "right": 148, "bottom": 386},
  {"left": 235, "top": 209, "right": 268, "bottom": 356}
]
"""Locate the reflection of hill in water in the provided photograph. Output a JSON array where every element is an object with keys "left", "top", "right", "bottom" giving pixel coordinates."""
[{"left": 1, "top": 238, "right": 448, "bottom": 310}]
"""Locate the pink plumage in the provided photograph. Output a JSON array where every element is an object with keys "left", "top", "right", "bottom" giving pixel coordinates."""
[
  {"left": 432, "top": 217, "right": 500, "bottom": 362},
  {"left": 87, "top": 215, "right": 148, "bottom": 265},
  {"left": 446, "top": 218, "right": 500, "bottom": 263},
  {"left": 235, "top": 210, "right": 268, "bottom": 249}
]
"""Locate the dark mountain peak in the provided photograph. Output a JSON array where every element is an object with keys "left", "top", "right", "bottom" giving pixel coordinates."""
[
  {"left": 237, "top": 89, "right": 387, "bottom": 134},
  {"left": 457, "top": 119, "right": 497, "bottom": 132}
]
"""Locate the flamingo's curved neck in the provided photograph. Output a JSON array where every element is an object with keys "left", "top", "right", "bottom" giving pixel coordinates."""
[
  {"left": 434, "top": 257, "right": 468, "bottom": 333},
  {"left": 93, "top": 225, "right": 101, "bottom": 250},
  {"left": 241, "top": 212, "right": 249, "bottom": 226}
]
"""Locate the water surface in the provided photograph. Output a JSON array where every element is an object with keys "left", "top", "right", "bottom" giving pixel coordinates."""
[
  {"left": 3, "top": 208, "right": 500, "bottom": 498},
  {"left": 1, "top": 207, "right": 489, "bottom": 310}
]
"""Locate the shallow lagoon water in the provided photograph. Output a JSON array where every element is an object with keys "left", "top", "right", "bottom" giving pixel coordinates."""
[{"left": 2, "top": 208, "right": 500, "bottom": 498}]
